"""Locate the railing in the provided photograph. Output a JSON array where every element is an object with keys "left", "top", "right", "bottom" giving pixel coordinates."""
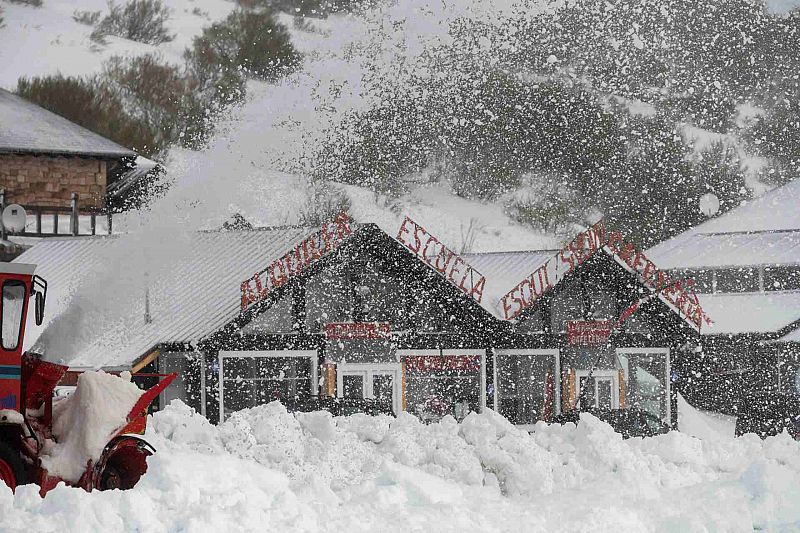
[{"left": 0, "top": 189, "right": 113, "bottom": 239}]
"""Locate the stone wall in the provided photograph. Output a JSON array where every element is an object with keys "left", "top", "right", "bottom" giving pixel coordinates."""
[{"left": 0, "top": 154, "right": 107, "bottom": 209}]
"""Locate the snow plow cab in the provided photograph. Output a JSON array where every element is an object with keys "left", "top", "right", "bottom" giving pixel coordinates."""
[{"left": 0, "top": 263, "right": 174, "bottom": 494}]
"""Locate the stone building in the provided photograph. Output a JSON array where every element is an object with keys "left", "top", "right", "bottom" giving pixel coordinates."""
[{"left": 0, "top": 88, "right": 137, "bottom": 210}]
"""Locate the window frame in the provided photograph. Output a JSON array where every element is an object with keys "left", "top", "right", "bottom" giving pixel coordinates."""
[
  {"left": 1, "top": 280, "right": 27, "bottom": 352},
  {"left": 217, "top": 350, "right": 318, "bottom": 421}
]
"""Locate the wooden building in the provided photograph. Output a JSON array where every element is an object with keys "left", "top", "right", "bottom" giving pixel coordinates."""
[{"left": 15, "top": 215, "right": 707, "bottom": 428}]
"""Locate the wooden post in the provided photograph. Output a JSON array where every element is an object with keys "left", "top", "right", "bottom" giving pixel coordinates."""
[
  {"left": 70, "top": 192, "right": 79, "bottom": 236},
  {"left": 35, "top": 209, "right": 42, "bottom": 235},
  {"left": 53, "top": 212, "right": 58, "bottom": 235}
]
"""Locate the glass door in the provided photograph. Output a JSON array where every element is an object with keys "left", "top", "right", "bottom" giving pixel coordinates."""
[
  {"left": 337, "top": 364, "right": 400, "bottom": 414},
  {"left": 577, "top": 371, "right": 619, "bottom": 410}
]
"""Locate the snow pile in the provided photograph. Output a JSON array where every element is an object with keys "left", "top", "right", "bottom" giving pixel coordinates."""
[
  {"left": 41, "top": 371, "right": 144, "bottom": 482},
  {"left": 3, "top": 401, "right": 800, "bottom": 530},
  {"left": 678, "top": 393, "right": 736, "bottom": 441}
]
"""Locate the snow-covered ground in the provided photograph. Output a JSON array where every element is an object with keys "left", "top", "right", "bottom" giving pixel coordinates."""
[
  {"left": 3, "top": 401, "right": 799, "bottom": 531},
  {"left": 0, "top": 0, "right": 237, "bottom": 88}
]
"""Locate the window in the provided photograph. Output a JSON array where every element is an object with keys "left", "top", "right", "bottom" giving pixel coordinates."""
[
  {"left": 1, "top": 281, "right": 26, "bottom": 351},
  {"left": 218, "top": 351, "right": 317, "bottom": 420},
  {"left": 495, "top": 350, "right": 558, "bottom": 425},
  {"left": 241, "top": 295, "right": 294, "bottom": 334},
  {"left": 305, "top": 266, "right": 352, "bottom": 332},
  {"left": 616, "top": 349, "right": 670, "bottom": 423},
  {"left": 586, "top": 290, "right": 615, "bottom": 319},
  {"left": 685, "top": 269, "right": 714, "bottom": 293},
  {"left": 400, "top": 351, "right": 484, "bottom": 422},
  {"left": 764, "top": 266, "right": 800, "bottom": 292},
  {"left": 714, "top": 267, "right": 759, "bottom": 293}
]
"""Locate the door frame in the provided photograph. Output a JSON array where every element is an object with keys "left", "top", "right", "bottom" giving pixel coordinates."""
[
  {"left": 575, "top": 369, "right": 620, "bottom": 409},
  {"left": 218, "top": 350, "right": 318, "bottom": 421},
  {"left": 336, "top": 362, "right": 402, "bottom": 414},
  {"left": 493, "top": 349, "right": 561, "bottom": 421}
]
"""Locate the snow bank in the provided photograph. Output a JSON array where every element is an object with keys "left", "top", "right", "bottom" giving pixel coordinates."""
[
  {"left": 678, "top": 393, "right": 736, "bottom": 441},
  {"left": 41, "top": 371, "right": 144, "bottom": 482},
  {"left": 5, "top": 401, "right": 800, "bottom": 530}
]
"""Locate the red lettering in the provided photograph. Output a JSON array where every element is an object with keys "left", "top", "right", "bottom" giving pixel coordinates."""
[
  {"left": 436, "top": 250, "right": 455, "bottom": 274},
  {"left": 607, "top": 232, "right": 624, "bottom": 253},
  {"left": 412, "top": 223, "right": 426, "bottom": 255},
  {"left": 422, "top": 235, "right": 439, "bottom": 264},
  {"left": 642, "top": 259, "right": 657, "bottom": 284},
  {"left": 529, "top": 271, "right": 542, "bottom": 299},
  {"left": 470, "top": 276, "right": 486, "bottom": 303},
  {"left": 241, "top": 280, "right": 257, "bottom": 309},
  {"left": 269, "top": 260, "right": 287, "bottom": 288},
  {"left": 449, "top": 256, "right": 465, "bottom": 284},
  {"left": 618, "top": 242, "right": 636, "bottom": 267},
  {"left": 459, "top": 267, "right": 474, "bottom": 293},
  {"left": 591, "top": 220, "right": 607, "bottom": 249},
  {"left": 560, "top": 248, "right": 576, "bottom": 271},
  {"left": 655, "top": 270, "right": 670, "bottom": 291},
  {"left": 396, "top": 216, "right": 413, "bottom": 249},
  {"left": 333, "top": 212, "right": 353, "bottom": 240},
  {"left": 629, "top": 250, "right": 645, "bottom": 274},
  {"left": 540, "top": 263, "right": 553, "bottom": 291},
  {"left": 320, "top": 222, "right": 333, "bottom": 254}
]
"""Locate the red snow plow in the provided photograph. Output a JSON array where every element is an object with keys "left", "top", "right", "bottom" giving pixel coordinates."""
[{"left": 0, "top": 263, "right": 175, "bottom": 495}]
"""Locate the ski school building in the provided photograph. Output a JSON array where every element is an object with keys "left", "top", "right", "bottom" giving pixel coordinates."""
[{"left": 16, "top": 214, "right": 711, "bottom": 427}]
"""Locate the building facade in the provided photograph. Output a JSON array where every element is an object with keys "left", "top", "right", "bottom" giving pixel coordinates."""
[
  {"left": 0, "top": 88, "right": 137, "bottom": 210},
  {"left": 647, "top": 178, "right": 800, "bottom": 412},
  {"left": 16, "top": 216, "right": 708, "bottom": 428}
]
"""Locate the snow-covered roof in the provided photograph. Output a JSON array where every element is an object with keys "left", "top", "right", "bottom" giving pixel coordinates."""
[
  {"left": 0, "top": 89, "right": 136, "bottom": 158},
  {"left": 462, "top": 250, "right": 553, "bottom": 318},
  {"left": 696, "top": 291, "right": 800, "bottom": 335},
  {"left": 107, "top": 156, "right": 161, "bottom": 198},
  {"left": 14, "top": 227, "right": 312, "bottom": 369},
  {"left": 648, "top": 178, "right": 800, "bottom": 269},
  {"left": 13, "top": 223, "right": 562, "bottom": 367},
  {"left": 775, "top": 327, "right": 800, "bottom": 343},
  {"left": 649, "top": 230, "right": 800, "bottom": 269}
]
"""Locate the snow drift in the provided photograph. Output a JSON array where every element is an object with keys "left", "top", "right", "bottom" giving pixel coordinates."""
[{"left": 4, "top": 401, "right": 799, "bottom": 531}]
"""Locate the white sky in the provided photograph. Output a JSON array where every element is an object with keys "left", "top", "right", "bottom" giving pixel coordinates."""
[{"left": 767, "top": 0, "right": 800, "bottom": 12}]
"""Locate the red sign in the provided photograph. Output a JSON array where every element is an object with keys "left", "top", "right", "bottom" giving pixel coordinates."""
[
  {"left": 566, "top": 320, "right": 613, "bottom": 345},
  {"left": 324, "top": 323, "right": 390, "bottom": 340},
  {"left": 241, "top": 212, "right": 353, "bottom": 310},
  {"left": 404, "top": 355, "right": 481, "bottom": 372},
  {"left": 396, "top": 216, "right": 487, "bottom": 303},
  {"left": 501, "top": 220, "right": 712, "bottom": 331}
]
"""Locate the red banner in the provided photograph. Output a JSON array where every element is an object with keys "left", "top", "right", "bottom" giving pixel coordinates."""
[
  {"left": 404, "top": 355, "right": 481, "bottom": 373},
  {"left": 324, "top": 323, "right": 391, "bottom": 340},
  {"left": 566, "top": 320, "right": 613, "bottom": 345}
]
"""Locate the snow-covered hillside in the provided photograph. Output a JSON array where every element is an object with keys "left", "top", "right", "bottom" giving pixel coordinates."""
[
  {"left": 3, "top": 401, "right": 799, "bottom": 531},
  {"left": 0, "top": 0, "right": 237, "bottom": 88}
]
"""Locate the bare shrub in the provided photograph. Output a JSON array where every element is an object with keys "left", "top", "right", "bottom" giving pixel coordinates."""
[
  {"left": 16, "top": 74, "right": 161, "bottom": 157},
  {"left": 73, "top": 10, "right": 101, "bottom": 26},
  {"left": 103, "top": 54, "right": 214, "bottom": 151},
  {"left": 4, "top": 0, "right": 43, "bottom": 7},
  {"left": 185, "top": 9, "right": 300, "bottom": 84},
  {"left": 94, "top": 0, "right": 174, "bottom": 45}
]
